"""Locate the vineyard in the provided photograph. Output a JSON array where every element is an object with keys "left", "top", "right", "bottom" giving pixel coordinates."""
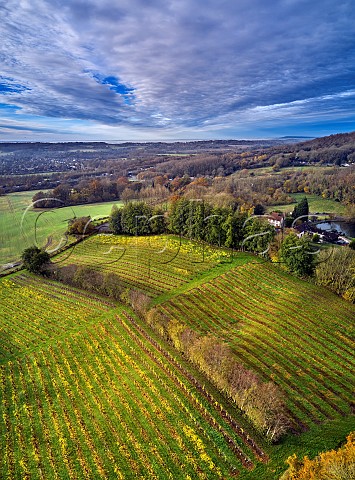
[
  {"left": 156, "top": 262, "right": 355, "bottom": 430},
  {"left": 0, "top": 273, "right": 268, "bottom": 479},
  {"left": 54, "top": 234, "right": 251, "bottom": 296},
  {"left": 0, "top": 274, "right": 116, "bottom": 363},
  {"left": 1, "top": 234, "right": 355, "bottom": 479}
]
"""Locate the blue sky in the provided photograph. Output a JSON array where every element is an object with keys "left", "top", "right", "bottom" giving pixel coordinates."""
[{"left": 0, "top": 0, "right": 354, "bottom": 141}]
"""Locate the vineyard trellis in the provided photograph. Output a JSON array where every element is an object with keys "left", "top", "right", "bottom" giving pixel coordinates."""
[
  {"left": 0, "top": 273, "right": 268, "bottom": 479},
  {"left": 156, "top": 262, "right": 355, "bottom": 429}
]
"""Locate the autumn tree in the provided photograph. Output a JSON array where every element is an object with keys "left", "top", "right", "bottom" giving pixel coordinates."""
[
  {"left": 280, "top": 432, "right": 355, "bottom": 479},
  {"left": 315, "top": 247, "right": 355, "bottom": 301},
  {"left": 146, "top": 307, "right": 290, "bottom": 441},
  {"left": 67, "top": 216, "right": 95, "bottom": 235}
]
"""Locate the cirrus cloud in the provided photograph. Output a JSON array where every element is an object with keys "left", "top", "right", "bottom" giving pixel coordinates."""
[{"left": 0, "top": 0, "right": 354, "bottom": 139}]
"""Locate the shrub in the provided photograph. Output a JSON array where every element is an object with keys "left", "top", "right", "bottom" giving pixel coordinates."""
[{"left": 21, "top": 246, "right": 50, "bottom": 274}]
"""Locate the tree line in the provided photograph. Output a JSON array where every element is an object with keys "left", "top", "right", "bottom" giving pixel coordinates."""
[
  {"left": 110, "top": 199, "right": 275, "bottom": 254},
  {"left": 111, "top": 198, "right": 321, "bottom": 279},
  {"left": 140, "top": 304, "right": 291, "bottom": 442},
  {"left": 24, "top": 195, "right": 352, "bottom": 300}
]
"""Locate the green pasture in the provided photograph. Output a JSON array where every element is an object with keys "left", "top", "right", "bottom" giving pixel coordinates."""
[
  {"left": 267, "top": 193, "right": 347, "bottom": 216},
  {"left": 0, "top": 190, "right": 122, "bottom": 268}
]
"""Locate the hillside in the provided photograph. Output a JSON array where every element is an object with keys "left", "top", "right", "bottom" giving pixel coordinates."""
[
  {"left": 153, "top": 262, "right": 355, "bottom": 429},
  {"left": 269, "top": 130, "right": 355, "bottom": 165},
  {"left": 54, "top": 234, "right": 253, "bottom": 296},
  {"left": 0, "top": 273, "right": 268, "bottom": 479},
  {"left": 296, "top": 131, "right": 355, "bottom": 150},
  {"left": 1, "top": 236, "right": 354, "bottom": 479}
]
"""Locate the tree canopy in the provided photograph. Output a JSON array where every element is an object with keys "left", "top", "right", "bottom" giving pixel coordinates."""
[
  {"left": 109, "top": 202, "right": 167, "bottom": 236},
  {"left": 21, "top": 246, "right": 50, "bottom": 274},
  {"left": 279, "top": 233, "right": 315, "bottom": 277},
  {"left": 280, "top": 432, "right": 355, "bottom": 479},
  {"left": 292, "top": 197, "right": 309, "bottom": 220}
]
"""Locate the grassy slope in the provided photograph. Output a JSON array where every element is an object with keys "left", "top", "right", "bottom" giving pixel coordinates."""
[
  {"left": 266, "top": 193, "right": 347, "bottom": 215},
  {"left": 2, "top": 234, "right": 354, "bottom": 479},
  {"left": 0, "top": 190, "right": 122, "bottom": 267},
  {"left": 54, "top": 234, "right": 250, "bottom": 296}
]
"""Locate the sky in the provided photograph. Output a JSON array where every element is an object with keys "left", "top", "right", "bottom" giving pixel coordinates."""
[{"left": 0, "top": 0, "right": 355, "bottom": 141}]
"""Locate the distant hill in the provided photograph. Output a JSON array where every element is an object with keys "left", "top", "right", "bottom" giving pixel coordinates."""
[
  {"left": 295, "top": 130, "right": 355, "bottom": 149},
  {"left": 270, "top": 131, "right": 355, "bottom": 165}
]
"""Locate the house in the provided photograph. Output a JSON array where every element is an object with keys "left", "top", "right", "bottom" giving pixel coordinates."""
[
  {"left": 337, "top": 236, "right": 350, "bottom": 245},
  {"left": 267, "top": 212, "right": 284, "bottom": 228},
  {"left": 295, "top": 222, "right": 341, "bottom": 244}
]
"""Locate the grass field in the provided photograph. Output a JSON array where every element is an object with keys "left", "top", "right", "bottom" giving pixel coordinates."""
[
  {"left": 0, "top": 273, "right": 268, "bottom": 479},
  {"left": 0, "top": 190, "right": 122, "bottom": 268},
  {"left": 267, "top": 193, "right": 347, "bottom": 216}
]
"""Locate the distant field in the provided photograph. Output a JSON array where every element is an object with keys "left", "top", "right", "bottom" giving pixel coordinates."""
[
  {"left": 156, "top": 262, "right": 355, "bottom": 431},
  {"left": 235, "top": 165, "right": 334, "bottom": 178},
  {"left": 267, "top": 193, "right": 347, "bottom": 216},
  {"left": 0, "top": 273, "right": 267, "bottom": 479},
  {"left": 0, "top": 191, "right": 122, "bottom": 268},
  {"left": 55, "top": 234, "right": 253, "bottom": 296}
]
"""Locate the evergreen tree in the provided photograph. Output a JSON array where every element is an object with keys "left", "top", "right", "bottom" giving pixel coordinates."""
[
  {"left": 109, "top": 204, "right": 123, "bottom": 234},
  {"left": 223, "top": 211, "right": 247, "bottom": 249},
  {"left": 120, "top": 201, "right": 153, "bottom": 235},
  {"left": 254, "top": 204, "right": 265, "bottom": 215},
  {"left": 204, "top": 207, "right": 228, "bottom": 246},
  {"left": 292, "top": 197, "right": 309, "bottom": 220},
  {"left": 187, "top": 201, "right": 211, "bottom": 240},
  {"left": 243, "top": 218, "right": 275, "bottom": 254},
  {"left": 168, "top": 199, "right": 191, "bottom": 236},
  {"left": 279, "top": 233, "right": 315, "bottom": 277},
  {"left": 149, "top": 206, "right": 167, "bottom": 234}
]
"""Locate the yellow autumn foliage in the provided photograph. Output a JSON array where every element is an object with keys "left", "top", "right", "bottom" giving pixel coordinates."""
[{"left": 281, "top": 432, "right": 355, "bottom": 479}]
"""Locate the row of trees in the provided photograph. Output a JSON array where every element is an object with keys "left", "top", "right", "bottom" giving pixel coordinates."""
[
  {"left": 110, "top": 199, "right": 275, "bottom": 253},
  {"left": 45, "top": 264, "right": 125, "bottom": 301},
  {"left": 138, "top": 305, "right": 290, "bottom": 441},
  {"left": 110, "top": 199, "right": 320, "bottom": 279},
  {"left": 31, "top": 177, "right": 139, "bottom": 208}
]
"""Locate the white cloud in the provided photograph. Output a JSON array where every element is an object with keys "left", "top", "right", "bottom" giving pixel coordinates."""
[{"left": 0, "top": 0, "right": 354, "bottom": 138}]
